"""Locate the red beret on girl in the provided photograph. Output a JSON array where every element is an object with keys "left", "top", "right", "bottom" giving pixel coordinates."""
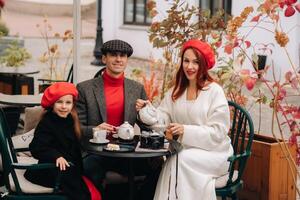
[
  {"left": 41, "top": 82, "right": 78, "bottom": 108},
  {"left": 182, "top": 39, "right": 216, "bottom": 69}
]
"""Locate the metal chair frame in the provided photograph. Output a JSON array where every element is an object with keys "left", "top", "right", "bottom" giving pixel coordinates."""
[
  {"left": 215, "top": 101, "right": 255, "bottom": 200},
  {"left": 0, "top": 108, "right": 67, "bottom": 200}
]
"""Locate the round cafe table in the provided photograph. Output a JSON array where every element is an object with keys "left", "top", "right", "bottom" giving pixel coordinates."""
[
  {"left": 0, "top": 93, "right": 42, "bottom": 107},
  {"left": 0, "top": 66, "right": 40, "bottom": 95},
  {"left": 82, "top": 137, "right": 169, "bottom": 200}
]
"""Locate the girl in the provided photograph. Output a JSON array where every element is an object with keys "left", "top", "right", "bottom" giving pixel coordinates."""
[
  {"left": 136, "top": 40, "right": 233, "bottom": 200},
  {"left": 24, "top": 82, "right": 101, "bottom": 200}
]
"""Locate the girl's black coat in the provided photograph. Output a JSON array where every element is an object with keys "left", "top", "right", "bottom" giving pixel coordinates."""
[{"left": 24, "top": 111, "right": 89, "bottom": 199}]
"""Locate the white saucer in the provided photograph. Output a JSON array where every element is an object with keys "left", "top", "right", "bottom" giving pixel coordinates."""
[
  {"left": 112, "top": 134, "right": 118, "bottom": 139},
  {"left": 89, "top": 138, "right": 109, "bottom": 144}
]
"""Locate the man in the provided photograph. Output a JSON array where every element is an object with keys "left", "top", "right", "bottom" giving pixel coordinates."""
[{"left": 76, "top": 39, "right": 161, "bottom": 200}]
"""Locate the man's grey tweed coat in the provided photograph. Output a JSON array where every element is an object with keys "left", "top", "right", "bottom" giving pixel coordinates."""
[{"left": 76, "top": 76, "right": 147, "bottom": 137}]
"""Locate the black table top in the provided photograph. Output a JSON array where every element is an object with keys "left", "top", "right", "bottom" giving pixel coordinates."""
[{"left": 83, "top": 137, "right": 169, "bottom": 158}]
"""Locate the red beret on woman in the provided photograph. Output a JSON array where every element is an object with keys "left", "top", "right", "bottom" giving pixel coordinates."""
[
  {"left": 182, "top": 39, "right": 216, "bottom": 69},
  {"left": 41, "top": 82, "right": 78, "bottom": 108}
]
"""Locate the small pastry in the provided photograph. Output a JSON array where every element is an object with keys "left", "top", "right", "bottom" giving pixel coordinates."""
[{"left": 107, "top": 143, "right": 120, "bottom": 151}]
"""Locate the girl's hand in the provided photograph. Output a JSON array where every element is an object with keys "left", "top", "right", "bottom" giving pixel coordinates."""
[
  {"left": 136, "top": 99, "right": 149, "bottom": 111},
  {"left": 97, "top": 122, "right": 117, "bottom": 134},
  {"left": 56, "top": 157, "right": 70, "bottom": 171},
  {"left": 167, "top": 123, "right": 184, "bottom": 137}
]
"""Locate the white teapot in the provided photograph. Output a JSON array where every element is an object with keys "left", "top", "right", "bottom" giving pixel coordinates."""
[
  {"left": 139, "top": 103, "right": 158, "bottom": 125},
  {"left": 117, "top": 121, "right": 134, "bottom": 140}
]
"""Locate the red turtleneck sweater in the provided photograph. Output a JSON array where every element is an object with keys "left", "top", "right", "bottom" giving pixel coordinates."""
[{"left": 103, "top": 70, "right": 125, "bottom": 127}]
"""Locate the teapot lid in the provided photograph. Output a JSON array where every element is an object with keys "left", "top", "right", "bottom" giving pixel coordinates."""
[
  {"left": 120, "top": 121, "right": 132, "bottom": 128},
  {"left": 144, "top": 104, "right": 157, "bottom": 116}
]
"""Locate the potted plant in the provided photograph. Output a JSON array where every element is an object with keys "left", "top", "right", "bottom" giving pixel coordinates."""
[
  {"left": 0, "top": 40, "right": 34, "bottom": 94},
  {"left": 0, "top": 41, "right": 31, "bottom": 67},
  {"left": 139, "top": 0, "right": 300, "bottom": 199},
  {"left": 0, "top": 0, "right": 25, "bottom": 58},
  {"left": 36, "top": 18, "right": 73, "bottom": 92}
]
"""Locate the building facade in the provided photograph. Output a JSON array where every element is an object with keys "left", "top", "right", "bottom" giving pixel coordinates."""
[{"left": 102, "top": 0, "right": 299, "bottom": 79}]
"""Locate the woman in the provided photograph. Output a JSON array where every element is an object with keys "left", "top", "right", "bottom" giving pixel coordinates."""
[
  {"left": 136, "top": 39, "right": 233, "bottom": 200},
  {"left": 24, "top": 82, "right": 101, "bottom": 200}
]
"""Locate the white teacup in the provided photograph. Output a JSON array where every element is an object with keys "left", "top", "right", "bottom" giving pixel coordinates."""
[{"left": 92, "top": 128, "right": 107, "bottom": 142}]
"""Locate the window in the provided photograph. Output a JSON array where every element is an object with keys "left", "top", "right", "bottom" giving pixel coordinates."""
[
  {"left": 124, "top": 0, "right": 151, "bottom": 25},
  {"left": 199, "top": 0, "right": 232, "bottom": 15}
]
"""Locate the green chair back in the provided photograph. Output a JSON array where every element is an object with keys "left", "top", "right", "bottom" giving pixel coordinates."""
[
  {"left": 215, "top": 101, "right": 254, "bottom": 200},
  {"left": 0, "top": 108, "right": 67, "bottom": 200}
]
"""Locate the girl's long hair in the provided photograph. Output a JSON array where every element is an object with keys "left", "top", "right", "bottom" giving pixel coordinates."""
[
  {"left": 70, "top": 106, "right": 82, "bottom": 139},
  {"left": 172, "top": 47, "right": 214, "bottom": 101}
]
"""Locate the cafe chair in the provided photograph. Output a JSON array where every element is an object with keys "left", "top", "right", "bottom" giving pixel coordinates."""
[
  {"left": 93, "top": 67, "right": 106, "bottom": 78},
  {"left": 0, "top": 108, "right": 67, "bottom": 200},
  {"left": 0, "top": 106, "right": 22, "bottom": 136},
  {"left": 215, "top": 101, "right": 254, "bottom": 200}
]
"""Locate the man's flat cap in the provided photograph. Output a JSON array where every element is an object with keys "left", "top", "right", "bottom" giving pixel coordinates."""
[{"left": 101, "top": 39, "right": 133, "bottom": 57}]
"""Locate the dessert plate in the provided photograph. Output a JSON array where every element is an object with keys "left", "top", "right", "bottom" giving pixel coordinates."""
[
  {"left": 103, "top": 144, "right": 135, "bottom": 152},
  {"left": 114, "top": 139, "right": 136, "bottom": 145},
  {"left": 89, "top": 138, "right": 109, "bottom": 144}
]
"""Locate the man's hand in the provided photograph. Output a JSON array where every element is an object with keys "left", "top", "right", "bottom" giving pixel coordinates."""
[
  {"left": 136, "top": 99, "right": 149, "bottom": 111},
  {"left": 97, "top": 122, "right": 117, "bottom": 134},
  {"left": 56, "top": 157, "right": 70, "bottom": 171}
]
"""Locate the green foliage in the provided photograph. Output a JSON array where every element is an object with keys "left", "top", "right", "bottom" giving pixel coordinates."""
[{"left": 0, "top": 41, "right": 31, "bottom": 67}]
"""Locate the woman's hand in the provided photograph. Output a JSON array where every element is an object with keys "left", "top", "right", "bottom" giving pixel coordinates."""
[
  {"left": 56, "top": 157, "right": 70, "bottom": 171},
  {"left": 167, "top": 123, "right": 184, "bottom": 138},
  {"left": 136, "top": 99, "right": 149, "bottom": 111},
  {"left": 97, "top": 122, "right": 117, "bottom": 134}
]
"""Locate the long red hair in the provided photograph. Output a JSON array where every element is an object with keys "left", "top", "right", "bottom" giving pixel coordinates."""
[
  {"left": 172, "top": 47, "right": 214, "bottom": 101},
  {"left": 70, "top": 106, "right": 82, "bottom": 140}
]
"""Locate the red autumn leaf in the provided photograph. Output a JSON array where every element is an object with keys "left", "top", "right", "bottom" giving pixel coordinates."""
[
  {"left": 277, "top": 88, "right": 287, "bottom": 100},
  {"left": 279, "top": 0, "right": 285, "bottom": 8},
  {"left": 262, "top": 1, "right": 272, "bottom": 12},
  {"left": 284, "top": 6, "right": 295, "bottom": 17},
  {"left": 293, "top": 109, "right": 300, "bottom": 119},
  {"left": 245, "top": 40, "right": 251, "bottom": 48},
  {"left": 224, "top": 44, "right": 233, "bottom": 54},
  {"left": 289, "top": 134, "right": 297, "bottom": 145},
  {"left": 141, "top": 72, "right": 161, "bottom": 102},
  {"left": 244, "top": 77, "right": 256, "bottom": 91},
  {"left": 215, "top": 41, "right": 222, "bottom": 48},
  {"left": 295, "top": 3, "right": 300, "bottom": 12},
  {"left": 285, "top": 71, "right": 292, "bottom": 81},
  {"left": 291, "top": 77, "right": 299, "bottom": 89},
  {"left": 233, "top": 39, "right": 239, "bottom": 47},
  {"left": 251, "top": 14, "right": 261, "bottom": 22},
  {"left": 286, "top": 0, "right": 297, "bottom": 5},
  {"left": 233, "top": 42, "right": 239, "bottom": 48}
]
